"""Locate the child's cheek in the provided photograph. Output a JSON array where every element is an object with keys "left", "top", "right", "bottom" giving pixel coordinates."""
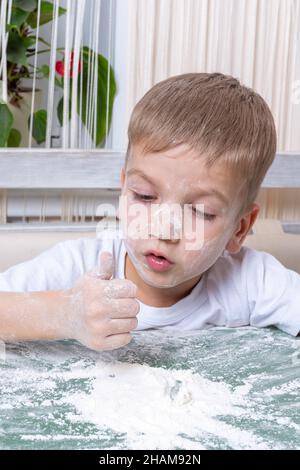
[
  {"left": 179, "top": 219, "right": 234, "bottom": 280},
  {"left": 181, "top": 236, "right": 225, "bottom": 278}
]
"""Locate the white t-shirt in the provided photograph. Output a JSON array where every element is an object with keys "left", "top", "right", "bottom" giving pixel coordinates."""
[{"left": 0, "top": 228, "right": 299, "bottom": 336}]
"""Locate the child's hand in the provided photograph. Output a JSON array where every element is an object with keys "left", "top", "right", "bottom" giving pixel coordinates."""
[{"left": 65, "top": 251, "right": 139, "bottom": 351}]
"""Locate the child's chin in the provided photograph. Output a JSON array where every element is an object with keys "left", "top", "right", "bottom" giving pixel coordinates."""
[{"left": 138, "top": 266, "right": 183, "bottom": 288}]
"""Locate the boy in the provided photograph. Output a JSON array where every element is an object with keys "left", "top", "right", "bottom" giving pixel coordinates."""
[{"left": 0, "top": 73, "right": 299, "bottom": 352}]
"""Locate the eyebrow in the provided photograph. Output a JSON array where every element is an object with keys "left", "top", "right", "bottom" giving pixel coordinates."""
[
  {"left": 127, "top": 168, "right": 158, "bottom": 187},
  {"left": 126, "top": 168, "right": 229, "bottom": 206}
]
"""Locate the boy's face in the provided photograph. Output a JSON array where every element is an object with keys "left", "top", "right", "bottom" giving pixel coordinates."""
[{"left": 119, "top": 143, "right": 254, "bottom": 289}]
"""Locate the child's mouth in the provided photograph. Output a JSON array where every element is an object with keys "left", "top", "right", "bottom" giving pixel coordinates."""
[{"left": 144, "top": 252, "right": 174, "bottom": 272}]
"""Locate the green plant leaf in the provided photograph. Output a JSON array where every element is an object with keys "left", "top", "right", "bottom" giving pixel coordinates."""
[
  {"left": 57, "top": 97, "right": 63, "bottom": 126},
  {"left": 9, "top": 7, "right": 31, "bottom": 28},
  {"left": 80, "top": 47, "right": 117, "bottom": 146},
  {"left": 39, "top": 64, "right": 49, "bottom": 78},
  {"left": 22, "top": 36, "right": 37, "bottom": 48},
  {"left": 57, "top": 96, "right": 71, "bottom": 126},
  {"left": 28, "top": 109, "right": 47, "bottom": 144},
  {"left": 14, "top": 0, "right": 38, "bottom": 12},
  {"left": 55, "top": 76, "right": 63, "bottom": 88},
  {"left": 7, "top": 128, "right": 21, "bottom": 147},
  {"left": 0, "top": 104, "right": 14, "bottom": 147},
  {"left": 56, "top": 48, "right": 117, "bottom": 146},
  {"left": 27, "top": 1, "right": 66, "bottom": 28},
  {"left": 7, "top": 30, "right": 28, "bottom": 66}
]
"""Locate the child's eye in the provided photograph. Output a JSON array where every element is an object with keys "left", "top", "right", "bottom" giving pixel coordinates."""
[
  {"left": 192, "top": 207, "right": 216, "bottom": 221},
  {"left": 132, "top": 193, "right": 216, "bottom": 221},
  {"left": 132, "top": 192, "right": 155, "bottom": 202}
]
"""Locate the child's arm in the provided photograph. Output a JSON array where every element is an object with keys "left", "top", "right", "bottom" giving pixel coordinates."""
[
  {"left": 0, "top": 251, "right": 140, "bottom": 351},
  {"left": 0, "top": 289, "right": 72, "bottom": 342}
]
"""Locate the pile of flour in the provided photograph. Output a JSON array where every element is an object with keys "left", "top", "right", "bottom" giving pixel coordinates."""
[{"left": 66, "top": 359, "right": 267, "bottom": 449}]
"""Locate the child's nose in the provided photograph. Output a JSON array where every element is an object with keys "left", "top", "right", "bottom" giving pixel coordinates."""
[{"left": 149, "top": 204, "right": 182, "bottom": 240}]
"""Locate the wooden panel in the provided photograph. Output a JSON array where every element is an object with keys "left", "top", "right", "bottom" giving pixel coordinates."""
[
  {"left": 0, "top": 150, "right": 125, "bottom": 189},
  {"left": 262, "top": 153, "right": 300, "bottom": 188},
  {"left": 0, "top": 150, "right": 299, "bottom": 189},
  {"left": 1, "top": 221, "right": 299, "bottom": 234},
  {"left": 0, "top": 220, "right": 116, "bottom": 232}
]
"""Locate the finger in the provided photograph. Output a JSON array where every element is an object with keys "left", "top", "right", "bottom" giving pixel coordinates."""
[
  {"left": 102, "top": 333, "right": 132, "bottom": 350},
  {"left": 104, "top": 298, "right": 140, "bottom": 318},
  {"left": 106, "top": 318, "right": 138, "bottom": 335},
  {"left": 88, "top": 250, "right": 114, "bottom": 280},
  {"left": 102, "top": 279, "right": 137, "bottom": 299}
]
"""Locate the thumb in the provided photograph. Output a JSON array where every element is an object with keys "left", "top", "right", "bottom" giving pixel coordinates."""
[{"left": 89, "top": 250, "right": 114, "bottom": 280}]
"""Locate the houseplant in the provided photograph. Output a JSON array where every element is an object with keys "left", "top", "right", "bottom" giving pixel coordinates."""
[
  {"left": 0, "top": 0, "right": 66, "bottom": 146},
  {"left": 0, "top": 0, "right": 117, "bottom": 147}
]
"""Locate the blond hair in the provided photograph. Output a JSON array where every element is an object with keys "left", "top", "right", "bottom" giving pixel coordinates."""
[{"left": 125, "top": 73, "right": 277, "bottom": 218}]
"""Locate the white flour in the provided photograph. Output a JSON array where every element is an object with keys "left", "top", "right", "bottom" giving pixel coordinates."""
[
  {"left": 66, "top": 359, "right": 268, "bottom": 449},
  {"left": 2, "top": 329, "right": 297, "bottom": 450}
]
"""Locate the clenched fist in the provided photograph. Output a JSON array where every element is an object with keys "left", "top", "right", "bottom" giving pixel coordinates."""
[{"left": 64, "top": 250, "right": 140, "bottom": 351}]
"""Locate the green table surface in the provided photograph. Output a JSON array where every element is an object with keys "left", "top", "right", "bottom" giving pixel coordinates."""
[{"left": 0, "top": 327, "right": 299, "bottom": 450}]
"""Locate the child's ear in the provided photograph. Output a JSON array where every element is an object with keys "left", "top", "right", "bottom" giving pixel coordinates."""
[{"left": 225, "top": 203, "right": 260, "bottom": 254}]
